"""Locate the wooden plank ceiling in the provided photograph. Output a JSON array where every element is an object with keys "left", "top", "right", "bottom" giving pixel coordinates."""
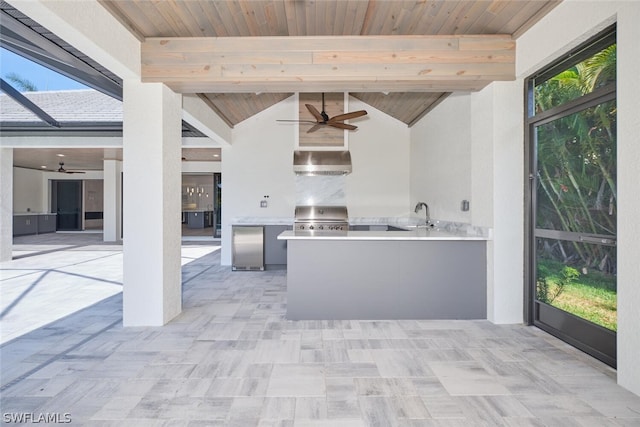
[{"left": 101, "top": 0, "right": 560, "bottom": 127}]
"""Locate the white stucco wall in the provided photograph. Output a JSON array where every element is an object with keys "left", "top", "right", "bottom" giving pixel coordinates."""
[
  {"left": 347, "top": 98, "right": 410, "bottom": 218},
  {"left": 409, "top": 94, "right": 472, "bottom": 223},
  {"left": 1, "top": 148, "right": 13, "bottom": 261},
  {"left": 472, "top": 81, "right": 525, "bottom": 325},
  {"left": 13, "top": 167, "right": 46, "bottom": 213}
]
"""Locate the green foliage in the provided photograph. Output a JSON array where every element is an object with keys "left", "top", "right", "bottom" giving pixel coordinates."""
[
  {"left": 4, "top": 72, "right": 38, "bottom": 92},
  {"left": 536, "top": 263, "right": 552, "bottom": 303},
  {"left": 537, "top": 258, "right": 617, "bottom": 330},
  {"left": 536, "top": 263, "right": 580, "bottom": 304},
  {"left": 535, "top": 43, "right": 617, "bottom": 274}
]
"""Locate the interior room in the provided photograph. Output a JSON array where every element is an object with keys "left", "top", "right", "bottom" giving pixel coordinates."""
[{"left": 1, "top": 1, "right": 639, "bottom": 424}]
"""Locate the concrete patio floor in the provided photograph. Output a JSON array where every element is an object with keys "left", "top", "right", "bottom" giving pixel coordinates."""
[{"left": 1, "top": 234, "right": 639, "bottom": 426}]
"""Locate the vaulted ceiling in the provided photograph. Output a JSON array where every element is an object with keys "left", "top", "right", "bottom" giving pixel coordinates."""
[{"left": 100, "top": 0, "right": 561, "bottom": 127}]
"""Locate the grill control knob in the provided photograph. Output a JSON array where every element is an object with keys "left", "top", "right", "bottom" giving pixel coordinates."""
[
  {"left": 309, "top": 225, "right": 314, "bottom": 230},
  {"left": 319, "top": 225, "right": 324, "bottom": 230}
]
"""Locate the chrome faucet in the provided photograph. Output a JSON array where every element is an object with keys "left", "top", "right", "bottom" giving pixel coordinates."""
[{"left": 414, "top": 202, "right": 431, "bottom": 225}]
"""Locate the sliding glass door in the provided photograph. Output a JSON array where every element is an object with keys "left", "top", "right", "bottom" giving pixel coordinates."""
[{"left": 526, "top": 28, "right": 617, "bottom": 366}]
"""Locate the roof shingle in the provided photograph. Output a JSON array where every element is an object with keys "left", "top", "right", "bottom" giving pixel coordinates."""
[{"left": 0, "top": 89, "right": 121, "bottom": 123}]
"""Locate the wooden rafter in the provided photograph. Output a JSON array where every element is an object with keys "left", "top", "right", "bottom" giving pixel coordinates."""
[{"left": 141, "top": 35, "right": 515, "bottom": 93}]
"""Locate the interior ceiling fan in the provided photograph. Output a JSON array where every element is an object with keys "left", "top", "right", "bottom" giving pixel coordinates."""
[
  {"left": 278, "top": 93, "right": 367, "bottom": 133},
  {"left": 53, "top": 162, "right": 85, "bottom": 174}
]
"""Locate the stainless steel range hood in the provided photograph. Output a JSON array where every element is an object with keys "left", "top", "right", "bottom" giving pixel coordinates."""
[{"left": 293, "top": 150, "right": 352, "bottom": 176}]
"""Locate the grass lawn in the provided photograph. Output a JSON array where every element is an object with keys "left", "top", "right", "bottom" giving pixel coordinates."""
[{"left": 538, "top": 259, "right": 617, "bottom": 331}]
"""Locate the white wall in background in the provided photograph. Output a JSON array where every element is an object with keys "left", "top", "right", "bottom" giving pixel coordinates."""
[
  {"left": 409, "top": 94, "right": 472, "bottom": 223},
  {"left": 470, "top": 81, "right": 524, "bottom": 325},
  {"left": 1, "top": 149, "right": 13, "bottom": 261},
  {"left": 347, "top": 97, "right": 410, "bottom": 218},
  {"left": 13, "top": 167, "right": 46, "bottom": 213},
  {"left": 182, "top": 161, "right": 221, "bottom": 173}
]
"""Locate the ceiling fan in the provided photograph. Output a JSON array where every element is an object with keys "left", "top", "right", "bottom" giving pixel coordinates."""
[
  {"left": 278, "top": 93, "right": 367, "bottom": 133},
  {"left": 53, "top": 162, "right": 85, "bottom": 174}
]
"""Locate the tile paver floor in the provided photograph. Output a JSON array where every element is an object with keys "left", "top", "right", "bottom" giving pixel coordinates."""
[{"left": 1, "top": 234, "right": 639, "bottom": 426}]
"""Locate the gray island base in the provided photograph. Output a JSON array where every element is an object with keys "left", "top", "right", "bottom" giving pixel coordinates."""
[{"left": 280, "top": 231, "right": 487, "bottom": 320}]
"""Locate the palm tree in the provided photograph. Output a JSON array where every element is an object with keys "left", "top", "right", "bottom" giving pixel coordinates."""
[
  {"left": 4, "top": 72, "right": 38, "bottom": 92},
  {"left": 535, "top": 44, "right": 616, "bottom": 272}
]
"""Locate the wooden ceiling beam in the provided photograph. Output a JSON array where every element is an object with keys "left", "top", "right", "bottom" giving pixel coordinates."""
[{"left": 141, "top": 35, "right": 515, "bottom": 93}]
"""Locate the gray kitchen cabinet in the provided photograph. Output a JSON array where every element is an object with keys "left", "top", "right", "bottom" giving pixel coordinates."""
[
  {"left": 187, "top": 211, "right": 204, "bottom": 229},
  {"left": 349, "top": 225, "right": 389, "bottom": 231},
  {"left": 186, "top": 211, "right": 213, "bottom": 229},
  {"left": 349, "top": 225, "right": 369, "bottom": 231},
  {"left": 13, "top": 215, "right": 38, "bottom": 236},
  {"left": 37, "top": 214, "right": 57, "bottom": 234},
  {"left": 264, "top": 225, "right": 291, "bottom": 268}
]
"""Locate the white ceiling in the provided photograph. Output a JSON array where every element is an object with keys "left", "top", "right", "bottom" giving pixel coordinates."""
[{"left": 12, "top": 147, "right": 221, "bottom": 172}]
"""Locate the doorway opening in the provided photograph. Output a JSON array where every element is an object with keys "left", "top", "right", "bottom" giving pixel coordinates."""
[{"left": 181, "top": 173, "right": 221, "bottom": 240}]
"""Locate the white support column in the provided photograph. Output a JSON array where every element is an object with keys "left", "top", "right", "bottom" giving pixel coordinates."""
[
  {"left": 103, "top": 159, "right": 122, "bottom": 242},
  {"left": 122, "top": 81, "right": 182, "bottom": 326},
  {"left": 0, "top": 148, "right": 13, "bottom": 262},
  {"left": 470, "top": 81, "right": 524, "bottom": 325}
]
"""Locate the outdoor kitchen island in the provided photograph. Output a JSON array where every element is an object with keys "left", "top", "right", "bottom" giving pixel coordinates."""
[{"left": 278, "top": 226, "right": 490, "bottom": 320}]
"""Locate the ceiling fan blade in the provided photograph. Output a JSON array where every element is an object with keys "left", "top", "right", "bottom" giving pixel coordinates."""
[
  {"left": 307, "top": 124, "right": 323, "bottom": 133},
  {"left": 305, "top": 104, "right": 324, "bottom": 122},
  {"left": 328, "top": 110, "right": 368, "bottom": 122},
  {"left": 328, "top": 122, "right": 357, "bottom": 131},
  {"left": 66, "top": 171, "right": 86, "bottom": 174},
  {"left": 276, "top": 119, "right": 318, "bottom": 124}
]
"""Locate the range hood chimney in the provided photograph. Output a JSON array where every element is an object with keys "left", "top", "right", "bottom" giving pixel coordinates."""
[{"left": 293, "top": 150, "right": 352, "bottom": 176}]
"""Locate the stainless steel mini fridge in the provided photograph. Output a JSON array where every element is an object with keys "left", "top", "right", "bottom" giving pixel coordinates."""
[{"left": 231, "top": 226, "right": 264, "bottom": 270}]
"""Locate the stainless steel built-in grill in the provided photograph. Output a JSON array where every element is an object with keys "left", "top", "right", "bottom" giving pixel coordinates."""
[{"left": 294, "top": 205, "right": 348, "bottom": 234}]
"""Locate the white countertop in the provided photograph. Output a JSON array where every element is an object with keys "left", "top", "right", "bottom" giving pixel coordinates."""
[
  {"left": 232, "top": 217, "right": 294, "bottom": 225},
  {"left": 13, "top": 212, "right": 56, "bottom": 216},
  {"left": 278, "top": 227, "right": 489, "bottom": 241}
]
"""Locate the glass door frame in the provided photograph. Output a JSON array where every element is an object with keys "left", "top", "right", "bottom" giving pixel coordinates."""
[{"left": 524, "top": 28, "right": 617, "bottom": 368}]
